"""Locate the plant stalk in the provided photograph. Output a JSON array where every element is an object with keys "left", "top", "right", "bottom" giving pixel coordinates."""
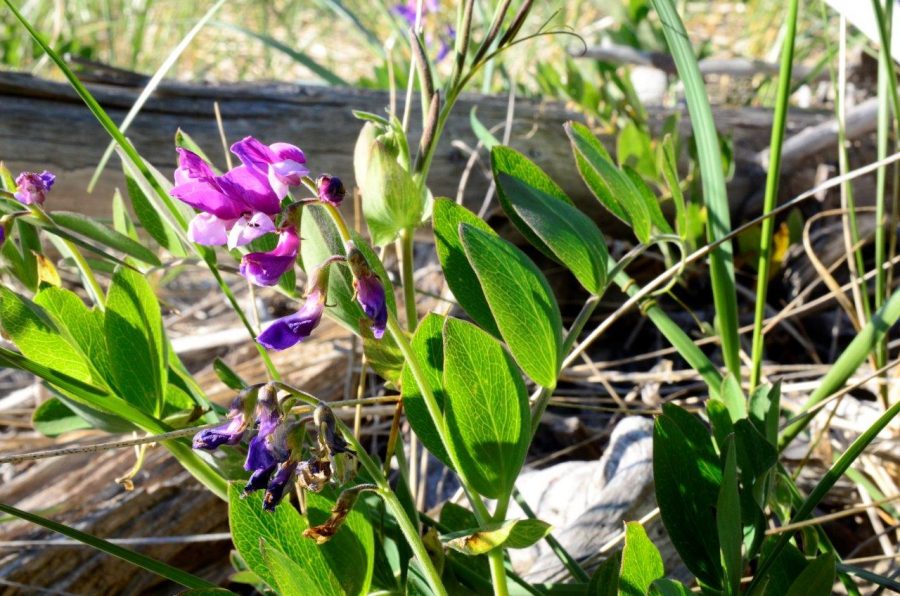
[{"left": 400, "top": 227, "right": 419, "bottom": 329}]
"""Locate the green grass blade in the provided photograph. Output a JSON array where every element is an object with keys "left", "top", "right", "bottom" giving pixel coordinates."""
[
  {"left": 751, "top": 397, "right": 900, "bottom": 592},
  {"left": 749, "top": 0, "right": 800, "bottom": 390},
  {"left": 0, "top": 502, "right": 219, "bottom": 590},
  {"left": 650, "top": 0, "right": 741, "bottom": 378},
  {"left": 87, "top": 0, "right": 226, "bottom": 192},
  {"left": 779, "top": 286, "right": 900, "bottom": 449},
  {"left": 211, "top": 21, "right": 348, "bottom": 86}
]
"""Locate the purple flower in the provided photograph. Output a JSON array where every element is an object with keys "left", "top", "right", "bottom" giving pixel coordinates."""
[
  {"left": 242, "top": 388, "right": 288, "bottom": 496},
  {"left": 394, "top": 0, "right": 439, "bottom": 26},
  {"left": 256, "top": 288, "right": 326, "bottom": 350},
  {"left": 316, "top": 175, "right": 346, "bottom": 206},
  {"left": 170, "top": 148, "right": 280, "bottom": 248},
  {"left": 264, "top": 461, "right": 299, "bottom": 511},
  {"left": 14, "top": 171, "right": 55, "bottom": 206},
  {"left": 192, "top": 395, "right": 249, "bottom": 450},
  {"left": 347, "top": 244, "right": 388, "bottom": 339},
  {"left": 231, "top": 137, "right": 309, "bottom": 200},
  {"left": 240, "top": 226, "right": 300, "bottom": 286},
  {"left": 0, "top": 225, "right": 5, "bottom": 247}
]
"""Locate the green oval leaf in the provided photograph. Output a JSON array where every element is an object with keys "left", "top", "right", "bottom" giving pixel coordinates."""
[
  {"left": 401, "top": 313, "right": 452, "bottom": 466},
  {"left": 442, "top": 317, "right": 529, "bottom": 499},
  {"left": 431, "top": 199, "right": 500, "bottom": 337},
  {"left": 495, "top": 171, "right": 608, "bottom": 294},
  {"left": 459, "top": 224, "right": 562, "bottom": 388},
  {"left": 105, "top": 266, "right": 167, "bottom": 416},
  {"left": 49, "top": 211, "right": 161, "bottom": 266},
  {"left": 620, "top": 522, "right": 665, "bottom": 596},
  {"left": 442, "top": 519, "right": 552, "bottom": 555}
]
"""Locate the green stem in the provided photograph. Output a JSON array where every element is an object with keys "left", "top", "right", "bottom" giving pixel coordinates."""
[
  {"left": 400, "top": 227, "right": 419, "bottom": 330},
  {"left": 31, "top": 207, "right": 106, "bottom": 309},
  {"left": 749, "top": 0, "right": 799, "bottom": 391}
]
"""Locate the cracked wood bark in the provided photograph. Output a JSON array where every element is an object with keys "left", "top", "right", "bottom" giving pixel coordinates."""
[{"left": 0, "top": 71, "right": 832, "bottom": 233}]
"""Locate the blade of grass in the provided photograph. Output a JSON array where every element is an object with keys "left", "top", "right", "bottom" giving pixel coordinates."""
[
  {"left": 650, "top": 0, "right": 741, "bottom": 379},
  {"left": 211, "top": 21, "right": 348, "bottom": 86},
  {"left": 87, "top": 0, "right": 226, "bottom": 193},
  {"left": 0, "top": 502, "right": 218, "bottom": 590},
  {"left": 779, "top": 285, "right": 900, "bottom": 450},
  {"left": 751, "top": 395, "right": 900, "bottom": 592},
  {"left": 749, "top": 0, "right": 800, "bottom": 391}
]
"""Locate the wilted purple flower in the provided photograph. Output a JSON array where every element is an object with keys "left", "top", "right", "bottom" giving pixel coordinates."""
[
  {"left": 193, "top": 394, "right": 251, "bottom": 450},
  {"left": 243, "top": 387, "right": 287, "bottom": 496},
  {"left": 316, "top": 175, "right": 346, "bottom": 206},
  {"left": 257, "top": 287, "right": 326, "bottom": 350},
  {"left": 264, "top": 460, "right": 299, "bottom": 511},
  {"left": 231, "top": 137, "right": 309, "bottom": 200},
  {"left": 14, "top": 171, "right": 55, "bottom": 206},
  {"left": 171, "top": 148, "right": 280, "bottom": 248},
  {"left": 347, "top": 244, "right": 387, "bottom": 339},
  {"left": 240, "top": 226, "right": 300, "bottom": 286}
]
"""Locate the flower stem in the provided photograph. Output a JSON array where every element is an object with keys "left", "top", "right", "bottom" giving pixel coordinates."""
[{"left": 400, "top": 227, "right": 418, "bottom": 329}]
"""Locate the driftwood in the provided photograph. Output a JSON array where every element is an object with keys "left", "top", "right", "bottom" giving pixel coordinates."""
[{"left": 0, "top": 71, "right": 836, "bottom": 231}]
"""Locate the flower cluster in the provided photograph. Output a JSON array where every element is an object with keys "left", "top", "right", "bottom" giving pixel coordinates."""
[
  {"left": 169, "top": 136, "right": 387, "bottom": 351},
  {"left": 194, "top": 384, "right": 356, "bottom": 512},
  {"left": 1, "top": 169, "right": 57, "bottom": 247}
]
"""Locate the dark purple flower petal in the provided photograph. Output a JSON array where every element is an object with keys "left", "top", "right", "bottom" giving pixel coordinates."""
[
  {"left": 0, "top": 226, "right": 5, "bottom": 246},
  {"left": 192, "top": 414, "right": 246, "bottom": 450},
  {"left": 256, "top": 289, "right": 326, "bottom": 350},
  {"left": 355, "top": 274, "right": 387, "bottom": 339},
  {"left": 239, "top": 227, "right": 300, "bottom": 286},
  {"left": 263, "top": 461, "right": 299, "bottom": 511},
  {"left": 243, "top": 465, "right": 276, "bottom": 495},
  {"left": 14, "top": 171, "right": 55, "bottom": 206},
  {"left": 245, "top": 434, "right": 278, "bottom": 471},
  {"left": 316, "top": 175, "right": 346, "bottom": 206}
]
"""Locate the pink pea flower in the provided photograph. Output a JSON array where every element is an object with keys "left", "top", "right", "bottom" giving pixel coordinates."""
[
  {"left": 14, "top": 170, "right": 55, "bottom": 206},
  {"left": 239, "top": 226, "right": 300, "bottom": 286},
  {"left": 230, "top": 137, "right": 309, "bottom": 200}
]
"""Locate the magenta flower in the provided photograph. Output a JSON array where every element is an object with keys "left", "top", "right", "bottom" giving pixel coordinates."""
[
  {"left": 170, "top": 148, "right": 280, "bottom": 248},
  {"left": 14, "top": 170, "right": 55, "bottom": 206},
  {"left": 257, "top": 287, "right": 326, "bottom": 350},
  {"left": 231, "top": 137, "right": 308, "bottom": 200},
  {"left": 240, "top": 226, "right": 300, "bottom": 286},
  {"left": 316, "top": 175, "right": 346, "bottom": 206},
  {"left": 192, "top": 395, "right": 250, "bottom": 450}
]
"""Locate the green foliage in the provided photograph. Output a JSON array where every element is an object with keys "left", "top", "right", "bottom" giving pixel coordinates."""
[
  {"left": 442, "top": 519, "right": 552, "bottom": 555},
  {"left": 619, "top": 522, "right": 664, "bottom": 595}
]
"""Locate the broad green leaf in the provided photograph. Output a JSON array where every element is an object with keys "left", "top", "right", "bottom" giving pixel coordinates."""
[
  {"left": 300, "top": 204, "right": 358, "bottom": 332},
  {"left": 260, "top": 540, "right": 335, "bottom": 595},
  {"left": 752, "top": 538, "right": 807, "bottom": 596},
  {"left": 48, "top": 211, "right": 161, "bottom": 266},
  {"left": 431, "top": 199, "right": 500, "bottom": 337},
  {"left": 749, "top": 382, "right": 780, "bottom": 446},
  {"left": 442, "top": 318, "right": 529, "bottom": 499},
  {"left": 0, "top": 287, "right": 95, "bottom": 385},
  {"left": 105, "top": 266, "right": 167, "bottom": 415},
  {"left": 460, "top": 224, "right": 562, "bottom": 388},
  {"left": 654, "top": 404, "right": 723, "bottom": 587},
  {"left": 650, "top": 579, "right": 693, "bottom": 595},
  {"left": 490, "top": 145, "right": 574, "bottom": 261},
  {"left": 495, "top": 172, "right": 608, "bottom": 294},
  {"left": 125, "top": 173, "right": 186, "bottom": 257},
  {"left": 0, "top": 502, "right": 216, "bottom": 589},
  {"left": 733, "top": 419, "right": 777, "bottom": 482},
  {"left": 442, "top": 519, "right": 552, "bottom": 555},
  {"left": 362, "top": 324, "right": 404, "bottom": 384},
  {"left": 706, "top": 397, "right": 734, "bottom": 454},
  {"left": 717, "top": 439, "right": 742, "bottom": 596},
  {"left": 620, "top": 522, "right": 664, "bottom": 596},
  {"left": 15, "top": 218, "right": 41, "bottom": 291},
  {"left": 565, "top": 121, "right": 652, "bottom": 242},
  {"left": 34, "top": 287, "right": 113, "bottom": 388},
  {"left": 617, "top": 120, "right": 656, "bottom": 180},
  {"left": 359, "top": 136, "right": 422, "bottom": 245},
  {"left": 401, "top": 313, "right": 452, "bottom": 466},
  {"left": 439, "top": 502, "right": 479, "bottom": 532},
  {"left": 32, "top": 397, "right": 92, "bottom": 436},
  {"left": 587, "top": 551, "right": 620, "bottom": 596},
  {"left": 785, "top": 554, "right": 835, "bottom": 596},
  {"left": 622, "top": 167, "right": 673, "bottom": 234},
  {"left": 229, "top": 485, "right": 372, "bottom": 595}
]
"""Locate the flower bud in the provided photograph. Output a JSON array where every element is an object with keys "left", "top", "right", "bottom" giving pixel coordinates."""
[
  {"left": 347, "top": 243, "right": 388, "bottom": 339},
  {"left": 14, "top": 171, "right": 55, "bottom": 206},
  {"left": 316, "top": 175, "right": 346, "bottom": 206}
]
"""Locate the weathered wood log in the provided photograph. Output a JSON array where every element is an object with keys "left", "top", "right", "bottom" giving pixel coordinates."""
[{"left": 1, "top": 71, "right": 832, "bottom": 231}]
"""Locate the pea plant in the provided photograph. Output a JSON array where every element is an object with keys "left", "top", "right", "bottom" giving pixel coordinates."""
[{"left": 1, "top": 0, "right": 899, "bottom": 594}]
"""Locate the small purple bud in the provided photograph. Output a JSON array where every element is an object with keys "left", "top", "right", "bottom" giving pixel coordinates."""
[
  {"left": 239, "top": 226, "right": 300, "bottom": 286},
  {"left": 347, "top": 243, "right": 387, "bottom": 339},
  {"left": 316, "top": 175, "right": 346, "bottom": 206},
  {"left": 192, "top": 393, "right": 250, "bottom": 450},
  {"left": 256, "top": 288, "right": 326, "bottom": 350},
  {"left": 14, "top": 170, "right": 55, "bottom": 206},
  {"left": 263, "top": 461, "right": 298, "bottom": 511}
]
